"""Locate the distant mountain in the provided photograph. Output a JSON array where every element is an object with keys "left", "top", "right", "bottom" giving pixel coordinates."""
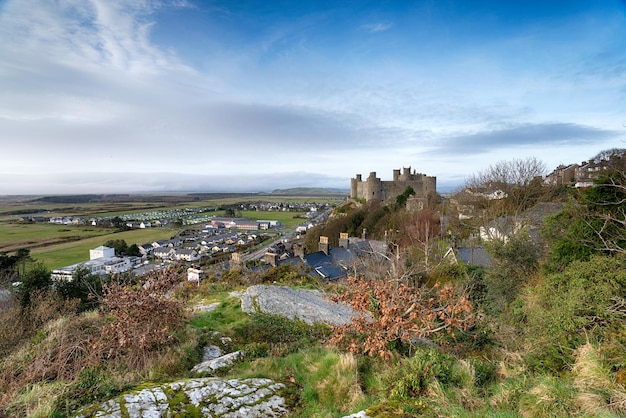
[{"left": 269, "top": 188, "right": 349, "bottom": 196}]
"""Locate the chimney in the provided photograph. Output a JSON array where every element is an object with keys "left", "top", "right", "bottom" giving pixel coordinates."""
[
  {"left": 293, "top": 243, "right": 306, "bottom": 259},
  {"left": 339, "top": 232, "right": 349, "bottom": 249},
  {"left": 231, "top": 252, "right": 242, "bottom": 268},
  {"left": 362, "top": 228, "right": 368, "bottom": 240},
  {"left": 264, "top": 252, "right": 277, "bottom": 266},
  {"left": 319, "top": 235, "right": 329, "bottom": 255}
]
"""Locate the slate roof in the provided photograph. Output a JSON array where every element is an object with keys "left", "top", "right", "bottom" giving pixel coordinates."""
[
  {"left": 456, "top": 247, "right": 493, "bottom": 267},
  {"left": 304, "top": 251, "right": 346, "bottom": 280}
]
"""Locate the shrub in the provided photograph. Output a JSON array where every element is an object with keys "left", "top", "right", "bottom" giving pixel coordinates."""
[{"left": 382, "top": 348, "right": 457, "bottom": 400}]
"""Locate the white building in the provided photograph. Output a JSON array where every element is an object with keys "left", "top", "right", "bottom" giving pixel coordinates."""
[{"left": 90, "top": 246, "right": 115, "bottom": 260}]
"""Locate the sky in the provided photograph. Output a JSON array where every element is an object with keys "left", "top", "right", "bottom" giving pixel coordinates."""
[{"left": 1, "top": 0, "right": 625, "bottom": 195}]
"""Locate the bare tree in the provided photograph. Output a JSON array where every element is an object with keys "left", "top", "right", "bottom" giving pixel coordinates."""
[{"left": 465, "top": 157, "right": 547, "bottom": 192}]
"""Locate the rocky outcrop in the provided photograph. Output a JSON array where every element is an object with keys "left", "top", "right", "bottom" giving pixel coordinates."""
[
  {"left": 76, "top": 377, "right": 288, "bottom": 417},
  {"left": 192, "top": 350, "right": 243, "bottom": 374},
  {"left": 232, "top": 285, "right": 359, "bottom": 326}
]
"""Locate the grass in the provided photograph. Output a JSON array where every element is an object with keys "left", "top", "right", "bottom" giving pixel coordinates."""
[
  {"left": 0, "top": 223, "right": 115, "bottom": 253},
  {"left": 238, "top": 210, "right": 312, "bottom": 230},
  {"left": 233, "top": 347, "right": 376, "bottom": 417},
  {"left": 30, "top": 228, "right": 176, "bottom": 269}
]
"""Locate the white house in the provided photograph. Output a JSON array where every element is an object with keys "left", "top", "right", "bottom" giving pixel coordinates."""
[{"left": 174, "top": 249, "right": 200, "bottom": 262}]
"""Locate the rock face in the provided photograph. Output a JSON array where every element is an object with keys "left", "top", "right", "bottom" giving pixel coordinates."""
[
  {"left": 77, "top": 377, "right": 288, "bottom": 418},
  {"left": 232, "top": 285, "right": 359, "bottom": 326}
]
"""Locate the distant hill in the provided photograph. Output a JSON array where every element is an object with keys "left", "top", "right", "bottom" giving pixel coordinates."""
[{"left": 269, "top": 188, "right": 349, "bottom": 196}]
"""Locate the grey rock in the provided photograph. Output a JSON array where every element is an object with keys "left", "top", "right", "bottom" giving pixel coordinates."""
[
  {"left": 77, "top": 377, "right": 288, "bottom": 418},
  {"left": 192, "top": 351, "right": 243, "bottom": 374},
  {"left": 194, "top": 301, "right": 220, "bottom": 312},
  {"left": 343, "top": 411, "right": 370, "bottom": 418},
  {"left": 232, "top": 285, "right": 360, "bottom": 326},
  {"left": 202, "top": 345, "right": 223, "bottom": 362}
]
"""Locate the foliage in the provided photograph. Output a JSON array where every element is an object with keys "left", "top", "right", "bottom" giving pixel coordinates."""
[
  {"left": 465, "top": 157, "right": 547, "bottom": 192},
  {"left": 544, "top": 170, "right": 626, "bottom": 269},
  {"left": 0, "top": 289, "right": 80, "bottom": 359},
  {"left": 383, "top": 348, "right": 456, "bottom": 399},
  {"left": 16, "top": 262, "right": 52, "bottom": 307},
  {"left": 395, "top": 186, "right": 415, "bottom": 208},
  {"left": 328, "top": 276, "right": 475, "bottom": 359},
  {"left": 482, "top": 230, "right": 540, "bottom": 313},
  {"left": 54, "top": 266, "right": 105, "bottom": 312},
  {"left": 233, "top": 312, "right": 331, "bottom": 357},
  {"left": 103, "top": 239, "right": 128, "bottom": 255},
  {"left": 521, "top": 255, "right": 626, "bottom": 373},
  {"left": 94, "top": 270, "right": 187, "bottom": 370}
]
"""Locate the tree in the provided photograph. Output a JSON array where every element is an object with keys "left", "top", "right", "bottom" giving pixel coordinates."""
[
  {"left": 465, "top": 157, "right": 547, "bottom": 192},
  {"left": 482, "top": 230, "right": 540, "bottom": 313},
  {"left": 104, "top": 239, "right": 128, "bottom": 256},
  {"left": 126, "top": 243, "right": 141, "bottom": 257},
  {"left": 16, "top": 262, "right": 51, "bottom": 307},
  {"left": 55, "top": 266, "right": 105, "bottom": 311},
  {"left": 544, "top": 170, "right": 626, "bottom": 268}
]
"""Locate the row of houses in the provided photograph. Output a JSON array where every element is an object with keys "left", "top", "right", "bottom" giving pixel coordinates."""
[
  {"left": 544, "top": 151, "right": 625, "bottom": 188},
  {"left": 255, "top": 231, "right": 389, "bottom": 281},
  {"left": 139, "top": 229, "right": 260, "bottom": 263}
]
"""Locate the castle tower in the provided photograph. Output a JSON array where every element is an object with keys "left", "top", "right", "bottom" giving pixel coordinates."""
[{"left": 365, "top": 172, "right": 382, "bottom": 202}]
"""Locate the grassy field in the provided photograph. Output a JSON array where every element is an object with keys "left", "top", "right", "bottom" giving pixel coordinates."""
[
  {"left": 31, "top": 228, "right": 177, "bottom": 269},
  {"left": 239, "top": 210, "right": 311, "bottom": 230},
  {"left": 0, "top": 223, "right": 116, "bottom": 253}
]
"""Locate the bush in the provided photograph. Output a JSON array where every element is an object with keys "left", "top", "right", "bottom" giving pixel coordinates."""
[
  {"left": 382, "top": 348, "right": 457, "bottom": 400},
  {"left": 521, "top": 256, "right": 626, "bottom": 373}
]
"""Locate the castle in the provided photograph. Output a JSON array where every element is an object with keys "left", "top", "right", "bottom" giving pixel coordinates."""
[{"left": 350, "top": 166, "right": 436, "bottom": 205}]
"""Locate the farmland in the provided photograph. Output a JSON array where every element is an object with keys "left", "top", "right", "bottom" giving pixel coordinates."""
[{"left": 0, "top": 192, "right": 345, "bottom": 268}]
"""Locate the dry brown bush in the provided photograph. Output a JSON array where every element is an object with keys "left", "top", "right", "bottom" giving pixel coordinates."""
[
  {"left": 0, "top": 269, "right": 189, "bottom": 415},
  {"left": 93, "top": 269, "right": 187, "bottom": 370},
  {"left": 0, "top": 289, "right": 79, "bottom": 358},
  {"left": 328, "top": 276, "right": 475, "bottom": 359}
]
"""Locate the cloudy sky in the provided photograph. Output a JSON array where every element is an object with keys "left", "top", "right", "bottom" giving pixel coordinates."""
[{"left": 1, "top": 0, "right": 625, "bottom": 194}]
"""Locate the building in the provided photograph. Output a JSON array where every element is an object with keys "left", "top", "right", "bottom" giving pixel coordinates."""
[
  {"left": 350, "top": 166, "right": 436, "bottom": 204},
  {"left": 90, "top": 246, "right": 115, "bottom": 260}
]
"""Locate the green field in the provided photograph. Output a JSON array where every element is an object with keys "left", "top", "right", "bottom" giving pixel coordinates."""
[
  {"left": 0, "top": 223, "right": 116, "bottom": 253},
  {"left": 239, "top": 210, "right": 311, "bottom": 230},
  {"left": 31, "top": 228, "right": 177, "bottom": 269}
]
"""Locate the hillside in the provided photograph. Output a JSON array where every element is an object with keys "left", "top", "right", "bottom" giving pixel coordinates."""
[{"left": 1, "top": 167, "right": 626, "bottom": 417}]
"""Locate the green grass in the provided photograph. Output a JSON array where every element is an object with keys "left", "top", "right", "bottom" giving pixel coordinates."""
[
  {"left": 238, "top": 210, "right": 311, "bottom": 230},
  {"left": 0, "top": 223, "right": 115, "bottom": 252},
  {"left": 30, "top": 228, "right": 176, "bottom": 269},
  {"left": 188, "top": 294, "right": 250, "bottom": 335}
]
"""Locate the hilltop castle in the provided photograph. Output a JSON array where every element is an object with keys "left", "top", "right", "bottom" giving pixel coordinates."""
[{"left": 350, "top": 166, "right": 436, "bottom": 205}]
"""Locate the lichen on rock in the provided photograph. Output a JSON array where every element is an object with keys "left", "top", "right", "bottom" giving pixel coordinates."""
[{"left": 76, "top": 377, "right": 288, "bottom": 418}]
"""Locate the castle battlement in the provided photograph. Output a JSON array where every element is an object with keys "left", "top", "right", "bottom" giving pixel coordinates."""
[{"left": 350, "top": 166, "right": 436, "bottom": 204}]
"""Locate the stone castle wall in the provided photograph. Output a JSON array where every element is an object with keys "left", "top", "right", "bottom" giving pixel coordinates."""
[{"left": 350, "top": 166, "right": 436, "bottom": 203}]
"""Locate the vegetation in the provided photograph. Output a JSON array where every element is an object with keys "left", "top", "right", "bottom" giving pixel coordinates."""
[{"left": 0, "top": 156, "right": 625, "bottom": 416}]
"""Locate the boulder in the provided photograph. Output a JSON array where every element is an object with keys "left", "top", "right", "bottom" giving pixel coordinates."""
[
  {"left": 202, "top": 345, "right": 223, "bottom": 362},
  {"left": 232, "top": 285, "right": 359, "bottom": 326},
  {"left": 76, "top": 377, "right": 288, "bottom": 417}
]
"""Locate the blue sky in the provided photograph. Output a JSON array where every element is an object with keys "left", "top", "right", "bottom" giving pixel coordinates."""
[{"left": 1, "top": 0, "right": 625, "bottom": 194}]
